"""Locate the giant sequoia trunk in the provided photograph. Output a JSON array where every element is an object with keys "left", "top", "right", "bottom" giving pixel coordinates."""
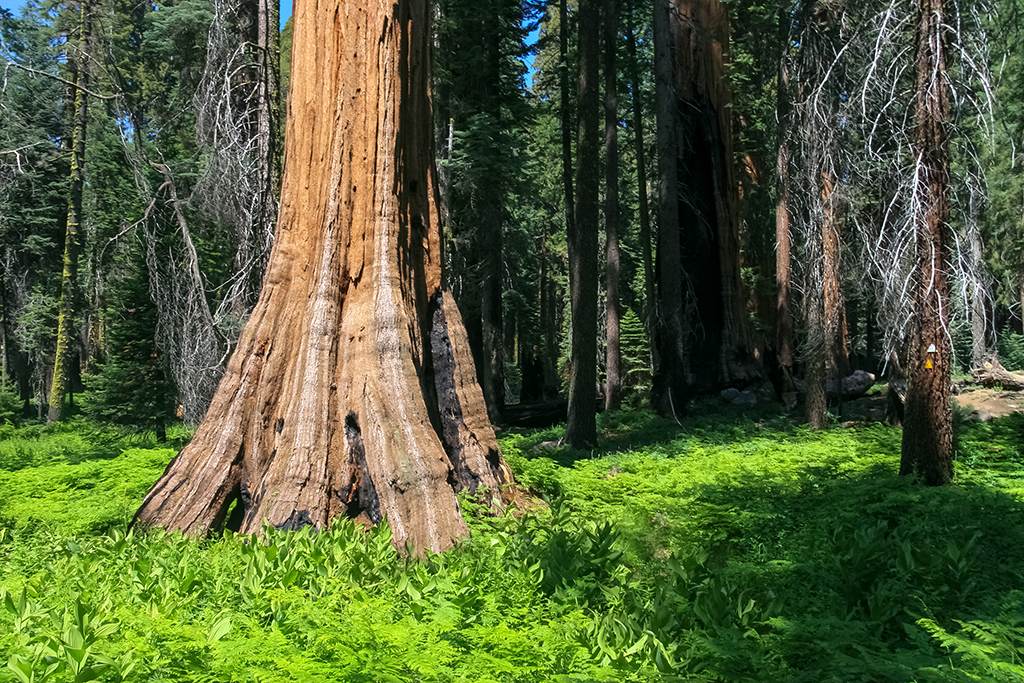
[
  {"left": 900, "top": 0, "right": 952, "bottom": 485},
  {"left": 654, "top": 0, "right": 757, "bottom": 400},
  {"left": 135, "top": 0, "right": 516, "bottom": 552},
  {"left": 652, "top": 0, "right": 686, "bottom": 414}
]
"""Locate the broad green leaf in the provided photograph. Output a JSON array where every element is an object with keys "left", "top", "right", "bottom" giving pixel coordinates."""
[
  {"left": 7, "top": 655, "right": 32, "bottom": 683},
  {"left": 208, "top": 616, "right": 232, "bottom": 643}
]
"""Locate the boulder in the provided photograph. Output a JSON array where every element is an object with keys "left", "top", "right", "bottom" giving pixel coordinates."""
[
  {"left": 721, "top": 387, "right": 757, "bottom": 407},
  {"left": 841, "top": 395, "right": 887, "bottom": 423},
  {"left": 720, "top": 387, "right": 741, "bottom": 402},
  {"left": 821, "top": 370, "right": 875, "bottom": 398},
  {"left": 734, "top": 390, "right": 757, "bottom": 407}
]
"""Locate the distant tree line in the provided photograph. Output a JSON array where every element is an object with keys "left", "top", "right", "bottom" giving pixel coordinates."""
[{"left": 2, "top": 0, "right": 1022, "bottom": 484}]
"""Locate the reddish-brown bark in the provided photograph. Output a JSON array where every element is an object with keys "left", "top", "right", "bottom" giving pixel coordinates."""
[
  {"left": 900, "top": 0, "right": 952, "bottom": 485},
  {"left": 676, "top": 0, "right": 753, "bottom": 387},
  {"left": 135, "top": 0, "right": 517, "bottom": 552},
  {"left": 807, "top": 168, "right": 846, "bottom": 429},
  {"left": 775, "top": 26, "right": 794, "bottom": 375},
  {"left": 653, "top": 0, "right": 686, "bottom": 414},
  {"left": 654, "top": 0, "right": 758, "bottom": 401}
]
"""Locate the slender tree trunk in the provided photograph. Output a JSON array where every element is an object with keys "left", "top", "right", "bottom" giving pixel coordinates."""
[
  {"left": 652, "top": 0, "right": 686, "bottom": 415},
  {"left": 866, "top": 295, "right": 876, "bottom": 370},
  {"left": 567, "top": 0, "right": 600, "bottom": 447},
  {"left": 135, "top": 0, "right": 518, "bottom": 553},
  {"left": 560, "top": 0, "right": 576, "bottom": 240},
  {"left": 0, "top": 253, "right": 9, "bottom": 391},
  {"left": 238, "top": 0, "right": 282, "bottom": 304},
  {"left": 900, "top": 0, "right": 952, "bottom": 485},
  {"left": 821, "top": 169, "right": 849, "bottom": 379},
  {"left": 970, "top": 220, "right": 987, "bottom": 368},
  {"left": 604, "top": 0, "right": 622, "bottom": 412},
  {"left": 626, "top": 20, "right": 654, "bottom": 331},
  {"left": 557, "top": 0, "right": 575, "bottom": 405},
  {"left": 482, "top": 26, "right": 505, "bottom": 423},
  {"left": 48, "top": 2, "right": 90, "bottom": 424},
  {"left": 539, "top": 226, "right": 559, "bottom": 397},
  {"left": 775, "top": 11, "right": 794, "bottom": 383},
  {"left": 807, "top": 168, "right": 843, "bottom": 429},
  {"left": 257, "top": 0, "right": 281, "bottom": 205},
  {"left": 0, "top": 285, "right": 6, "bottom": 390},
  {"left": 806, "top": 353, "right": 827, "bottom": 429},
  {"left": 479, "top": 201, "right": 505, "bottom": 423}
]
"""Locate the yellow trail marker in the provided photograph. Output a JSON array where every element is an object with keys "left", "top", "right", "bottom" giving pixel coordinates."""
[{"left": 926, "top": 359, "right": 933, "bottom": 369}]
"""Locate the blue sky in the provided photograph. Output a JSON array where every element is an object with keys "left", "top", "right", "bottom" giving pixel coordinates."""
[{"left": 279, "top": 0, "right": 290, "bottom": 29}]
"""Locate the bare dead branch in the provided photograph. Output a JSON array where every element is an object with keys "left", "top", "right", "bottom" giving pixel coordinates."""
[
  {"left": 0, "top": 141, "right": 51, "bottom": 173},
  {"left": 3, "top": 60, "right": 118, "bottom": 99}
]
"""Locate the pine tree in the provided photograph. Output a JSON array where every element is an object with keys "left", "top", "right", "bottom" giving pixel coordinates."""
[
  {"left": 82, "top": 245, "right": 175, "bottom": 439},
  {"left": 1, "top": 2, "right": 71, "bottom": 416}
]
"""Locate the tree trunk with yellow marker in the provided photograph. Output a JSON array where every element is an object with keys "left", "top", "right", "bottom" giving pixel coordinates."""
[
  {"left": 134, "top": 0, "right": 518, "bottom": 552},
  {"left": 900, "top": 0, "right": 952, "bottom": 485}
]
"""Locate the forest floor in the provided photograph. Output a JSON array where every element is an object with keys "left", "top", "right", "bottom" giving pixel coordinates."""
[
  {"left": 955, "top": 388, "right": 1024, "bottom": 418},
  {"left": 0, "top": 400, "right": 1023, "bottom": 682}
]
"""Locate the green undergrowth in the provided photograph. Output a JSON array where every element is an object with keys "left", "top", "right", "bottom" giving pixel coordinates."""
[
  {"left": 0, "top": 420, "right": 192, "bottom": 472},
  {"left": 0, "top": 406, "right": 1022, "bottom": 681}
]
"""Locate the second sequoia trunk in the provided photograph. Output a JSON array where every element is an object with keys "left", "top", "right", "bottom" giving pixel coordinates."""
[
  {"left": 135, "top": 0, "right": 516, "bottom": 553},
  {"left": 654, "top": 0, "right": 757, "bottom": 403}
]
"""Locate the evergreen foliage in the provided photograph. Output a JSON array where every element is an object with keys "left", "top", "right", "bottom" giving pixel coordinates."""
[
  {"left": 2, "top": 0, "right": 1024, "bottom": 677},
  {"left": 997, "top": 323, "right": 1024, "bottom": 371},
  {"left": 982, "top": 0, "right": 1024, "bottom": 313},
  {"left": 81, "top": 247, "right": 175, "bottom": 438},
  {"left": 0, "top": 0, "right": 71, "bottom": 414},
  {"left": 0, "top": 383, "right": 21, "bottom": 426},
  {"left": 619, "top": 307, "right": 650, "bottom": 407}
]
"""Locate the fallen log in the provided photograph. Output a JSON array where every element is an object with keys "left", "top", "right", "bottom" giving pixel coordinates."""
[
  {"left": 973, "top": 360, "right": 1024, "bottom": 391},
  {"left": 501, "top": 397, "right": 606, "bottom": 429},
  {"left": 501, "top": 400, "right": 569, "bottom": 429}
]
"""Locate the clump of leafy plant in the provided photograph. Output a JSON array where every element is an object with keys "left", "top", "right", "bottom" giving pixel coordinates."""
[{"left": 3, "top": 412, "right": 1024, "bottom": 682}]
